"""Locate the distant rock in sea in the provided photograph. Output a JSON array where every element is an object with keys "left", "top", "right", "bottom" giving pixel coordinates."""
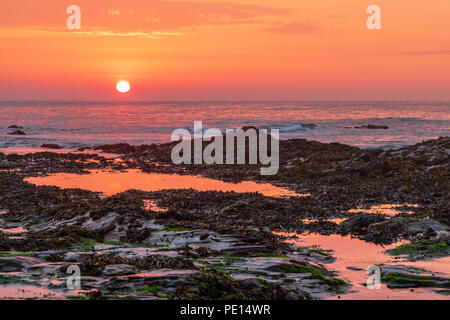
[
  {"left": 41, "top": 144, "right": 62, "bottom": 149},
  {"left": 8, "top": 130, "right": 26, "bottom": 135},
  {"left": 355, "top": 124, "right": 389, "bottom": 129},
  {"left": 8, "top": 125, "right": 23, "bottom": 129}
]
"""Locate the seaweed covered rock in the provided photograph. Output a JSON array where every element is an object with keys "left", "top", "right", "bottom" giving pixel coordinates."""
[
  {"left": 386, "top": 238, "right": 450, "bottom": 261},
  {"left": 173, "top": 269, "right": 308, "bottom": 300},
  {"left": 339, "top": 214, "right": 386, "bottom": 235},
  {"left": 381, "top": 265, "right": 450, "bottom": 289}
]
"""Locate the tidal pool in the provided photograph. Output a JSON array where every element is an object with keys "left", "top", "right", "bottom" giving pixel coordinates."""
[
  {"left": 348, "top": 204, "right": 419, "bottom": 216},
  {"left": 0, "top": 285, "right": 64, "bottom": 299},
  {"left": 276, "top": 232, "right": 450, "bottom": 300},
  {"left": 300, "top": 218, "right": 347, "bottom": 225},
  {"left": 0, "top": 227, "right": 27, "bottom": 234},
  {"left": 25, "top": 169, "right": 307, "bottom": 198}
]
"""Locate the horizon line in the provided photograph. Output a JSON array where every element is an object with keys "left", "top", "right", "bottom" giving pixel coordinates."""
[{"left": 1, "top": 99, "right": 450, "bottom": 103}]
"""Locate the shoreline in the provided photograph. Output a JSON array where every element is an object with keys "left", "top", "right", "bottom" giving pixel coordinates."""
[{"left": 2, "top": 133, "right": 448, "bottom": 155}]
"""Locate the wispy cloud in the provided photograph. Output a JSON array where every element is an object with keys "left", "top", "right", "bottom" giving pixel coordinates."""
[
  {"left": 0, "top": 27, "right": 183, "bottom": 39},
  {"left": 0, "top": 1, "right": 290, "bottom": 35},
  {"left": 402, "top": 50, "right": 450, "bottom": 55},
  {"left": 67, "top": 30, "right": 184, "bottom": 39},
  {"left": 1, "top": 1, "right": 331, "bottom": 39},
  {"left": 264, "top": 21, "right": 322, "bottom": 35}
]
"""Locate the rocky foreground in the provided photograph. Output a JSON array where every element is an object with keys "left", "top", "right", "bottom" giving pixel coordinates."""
[{"left": 0, "top": 136, "right": 448, "bottom": 299}]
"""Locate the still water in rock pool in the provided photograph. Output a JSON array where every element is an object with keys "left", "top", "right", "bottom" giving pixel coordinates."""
[
  {"left": 277, "top": 232, "right": 450, "bottom": 300},
  {"left": 25, "top": 169, "right": 307, "bottom": 198}
]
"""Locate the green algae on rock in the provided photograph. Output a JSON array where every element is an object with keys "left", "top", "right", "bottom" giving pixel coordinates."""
[{"left": 386, "top": 239, "right": 450, "bottom": 261}]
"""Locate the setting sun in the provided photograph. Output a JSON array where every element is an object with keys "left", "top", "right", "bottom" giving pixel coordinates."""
[{"left": 116, "top": 81, "right": 130, "bottom": 93}]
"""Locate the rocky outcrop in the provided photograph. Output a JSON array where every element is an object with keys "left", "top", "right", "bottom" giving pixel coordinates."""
[
  {"left": 355, "top": 124, "right": 389, "bottom": 129},
  {"left": 339, "top": 215, "right": 386, "bottom": 235},
  {"left": 41, "top": 144, "right": 62, "bottom": 149},
  {"left": 7, "top": 130, "right": 26, "bottom": 135}
]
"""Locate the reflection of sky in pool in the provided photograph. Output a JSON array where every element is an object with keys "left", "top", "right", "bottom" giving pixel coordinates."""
[
  {"left": 275, "top": 232, "right": 450, "bottom": 300},
  {"left": 26, "top": 169, "right": 308, "bottom": 198}
]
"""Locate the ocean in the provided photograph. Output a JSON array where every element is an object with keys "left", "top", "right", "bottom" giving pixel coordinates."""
[{"left": 0, "top": 101, "right": 449, "bottom": 150}]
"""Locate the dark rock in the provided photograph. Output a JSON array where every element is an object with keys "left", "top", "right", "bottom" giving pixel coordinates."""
[
  {"left": 368, "top": 217, "right": 414, "bottom": 235},
  {"left": 339, "top": 214, "right": 386, "bottom": 235},
  {"left": 41, "top": 144, "right": 62, "bottom": 149},
  {"left": 8, "top": 130, "right": 26, "bottom": 135},
  {"left": 407, "top": 219, "right": 448, "bottom": 235},
  {"left": 307, "top": 220, "right": 340, "bottom": 235},
  {"left": 355, "top": 124, "right": 389, "bottom": 129},
  {"left": 0, "top": 256, "right": 42, "bottom": 272},
  {"left": 8, "top": 125, "right": 23, "bottom": 129},
  {"left": 95, "top": 143, "right": 137, "bottom": 154},
  {"left": 368, "top": 217, "right": 448, "bottom": 237}
]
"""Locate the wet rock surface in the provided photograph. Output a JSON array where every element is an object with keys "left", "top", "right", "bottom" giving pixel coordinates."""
[
  {"left": 386, "top": 237, "right": 450, "bottom": 261},
  {"left": 381, "top": 265, "right": 450, "bottom": 289},
  {"left": 0, "top": 136, "right": 448, "bottom": 299},
  {"left": 0, "top": 175, "right": 347, "bottom": 299}
]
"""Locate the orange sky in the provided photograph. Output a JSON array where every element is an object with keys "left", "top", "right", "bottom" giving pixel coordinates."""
[{"left": 0, "top": 0, "right": 449, "bottom": 100}]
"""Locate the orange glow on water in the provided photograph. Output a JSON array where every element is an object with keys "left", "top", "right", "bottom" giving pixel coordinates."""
[
  {"left": 25, "top": 169, "right": 307, "bottom": 198},
  {"left": 348, "top": 204, "right": 419, "bottom": 216},
  {"left": 275, "top": 232, "right": 450, "bottom": 300}
]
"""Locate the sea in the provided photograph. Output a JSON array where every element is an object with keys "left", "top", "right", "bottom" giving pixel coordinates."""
[{"left": 0, "top": 101, "right": 448, "bottom": 151}]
